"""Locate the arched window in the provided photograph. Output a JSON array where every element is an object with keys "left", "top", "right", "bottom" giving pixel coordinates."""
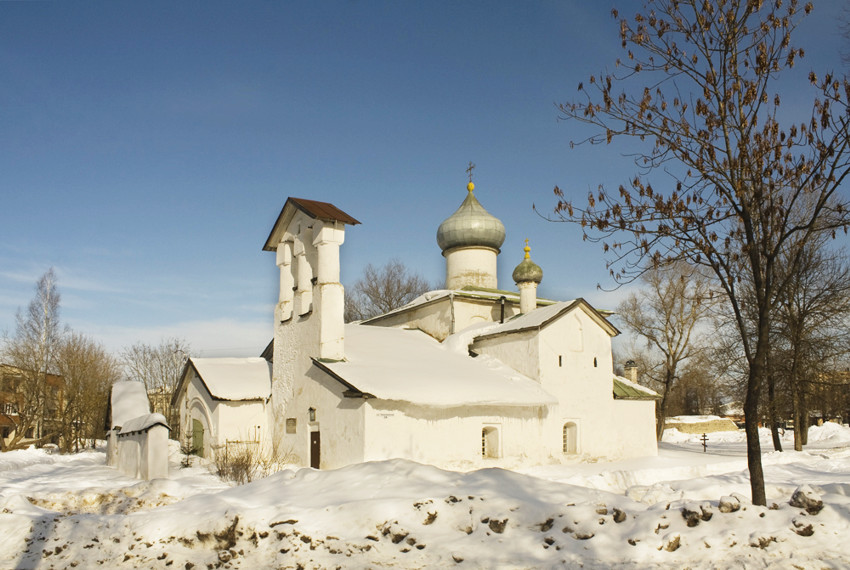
[
  {"left": 482, "top": 426, "right": 500, "bottom": 458},
  {"left": 563, "top": 422, "right": 578, "bottom": 454}
]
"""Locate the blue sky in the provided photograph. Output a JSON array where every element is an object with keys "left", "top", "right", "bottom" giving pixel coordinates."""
[{"left": 1, "top": 1, "right": 847, "bottom": 357}]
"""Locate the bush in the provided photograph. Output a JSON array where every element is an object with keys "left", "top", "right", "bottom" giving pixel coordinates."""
[{"left": 213, "top": 443, "right": 257, "bottom": 484}]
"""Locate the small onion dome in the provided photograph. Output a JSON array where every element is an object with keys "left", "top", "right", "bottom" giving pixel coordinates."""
[
  {"left": 512, "top": 240, "right": 543, "bottom": 284},
  {"left": 437, "top": 182, "right": 506, "bottom": 252}
]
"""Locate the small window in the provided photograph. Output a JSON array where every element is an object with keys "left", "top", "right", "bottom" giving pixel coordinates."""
[
  {"left": 558, "top": 355, "right": 562, "bottom": 367},
  {"left": 563, "top": 422, "right": 578, "bottom": 454},
  {"left": 482, "top": 426, "right": 500, "bottom": 459},
  {"left": 593, "top": 357, "right": 597, "bottom": 368}
]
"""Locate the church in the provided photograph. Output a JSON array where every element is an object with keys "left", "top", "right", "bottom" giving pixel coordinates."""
[{"left": 174, "top": 178, "right": 658, "bottom": 469}]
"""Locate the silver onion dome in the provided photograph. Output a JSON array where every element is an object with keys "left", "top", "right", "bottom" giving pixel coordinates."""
[{"left": 437, "top": 183, "right": 506, "bottom": 253}]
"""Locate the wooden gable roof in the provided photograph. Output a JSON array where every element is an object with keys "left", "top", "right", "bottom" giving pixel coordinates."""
[{"left": 263, "top": 197, "right": 360, "bottom": 251}]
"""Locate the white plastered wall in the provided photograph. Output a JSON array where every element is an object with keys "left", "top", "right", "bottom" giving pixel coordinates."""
[
  {"left": 362, "top": 400, "right": 550, "bottom": 470},
  {"left": 272, "top": 210, "right": 319, "bottom": 454},
  {"left": 214, "top": 401, "right": 268, "bottom": 447},
  {"left": 365, "top": 299, "right": 454, "bottom": 340},
  {"left": 444, "top": 246, "right": 499, "bottom": 289},
  {"left": 452, "top": 297, "right": 521, "bottom": 335},
  {"left": 473, "top": 306, "right": 657, "bottom": 461},
  {"left": 276, "top": 366, "right": 366, "bottom": 468},
  {"left": 176, "top": 373, "right": 270, "bottom": 458},
  {"left": 116, "top": 425, "right": 169, "bottom": 480},
  {"left": 608, "top": 400, "right": 658, "bottom": 457},
  {"left": 368, "top": 295, "right": 522, "bottom": 342}
]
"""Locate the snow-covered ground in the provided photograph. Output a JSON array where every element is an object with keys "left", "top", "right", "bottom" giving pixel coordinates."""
[{"left": 1, "top": 425, "right": 849, "bottom": 569}]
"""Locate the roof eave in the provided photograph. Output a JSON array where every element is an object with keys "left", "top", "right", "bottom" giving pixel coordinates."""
[
  {"left": 311, "top": 358, "right": 375, "bottom": 399},
  {"left": 263, "top": 197, "right": 360, "bottom": 252}
]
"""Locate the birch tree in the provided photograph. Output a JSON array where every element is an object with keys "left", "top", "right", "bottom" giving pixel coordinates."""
[{"left": 1, "top": 268, "right": 64, "bottom": 450}]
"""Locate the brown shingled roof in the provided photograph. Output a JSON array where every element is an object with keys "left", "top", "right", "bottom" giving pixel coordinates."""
[
  {"left": 263, "top": 197, "right": 360, "bottom": 251},
  {"left": 287, "top": 197, "right": 360, "bottom": 225}
]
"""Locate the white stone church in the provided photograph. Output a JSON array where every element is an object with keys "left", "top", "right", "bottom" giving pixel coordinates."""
[{"left": 174, "top": 180, "right": 658, "bottom": 469}]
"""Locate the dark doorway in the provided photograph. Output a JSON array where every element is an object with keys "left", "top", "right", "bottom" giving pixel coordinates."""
[{"left": 310, "top": 431, "right": 321, "bottom": 469}]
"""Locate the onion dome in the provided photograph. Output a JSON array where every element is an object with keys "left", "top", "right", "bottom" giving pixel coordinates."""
[
  {"left": 437, "top": 182, "right": 506, "bottom": 252},
  {"left": 512, "top": 240, "right": 543, "bottom": 284}
]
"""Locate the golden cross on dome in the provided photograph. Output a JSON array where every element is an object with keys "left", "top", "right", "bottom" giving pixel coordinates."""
[{"left": 466, "top": 161, "right": 476, "bottom": 183}]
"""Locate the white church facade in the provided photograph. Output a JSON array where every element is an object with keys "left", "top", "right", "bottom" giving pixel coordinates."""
[{"left": 174, "top": 180, "right": 658, "bottom": 469}]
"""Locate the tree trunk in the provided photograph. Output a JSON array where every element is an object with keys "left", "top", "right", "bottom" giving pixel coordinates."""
[
  {"left": 767, "top": 373, "right": 782, "bottom": 452},
  {"left": 801, "top": 402, "right": 809, "bottom": 445},
  {"left": 792, "top": 388, "right": 804, "bottom": 452},
  {"left": 745, "top": 324, "right": 769, "bottom": 506},
  {"left": 744, "top": 376, "right": 766, "bottom": 506},
  {"left": 656, "top": 370, "right": 674, "bottom": 441}
]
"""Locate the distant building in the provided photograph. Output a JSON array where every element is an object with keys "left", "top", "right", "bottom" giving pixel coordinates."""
[{"left": 0, "top": 363, "right": 64, "bottom": 448}]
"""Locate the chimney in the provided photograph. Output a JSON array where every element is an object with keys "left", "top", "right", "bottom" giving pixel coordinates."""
[{"left": 624, "top": 360, "right": 638, "bottom": 383}]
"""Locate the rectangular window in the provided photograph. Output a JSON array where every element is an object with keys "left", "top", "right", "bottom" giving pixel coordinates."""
[
  {"left": 558, "top": 355, "right": 562, "bottom": 367},
  {"left": 482, "top": 425, "right": 501, "bottom": 459}
]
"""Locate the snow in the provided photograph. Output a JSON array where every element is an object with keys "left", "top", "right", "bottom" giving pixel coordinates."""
[
  {"left": 119, "top": 413, "right": 169, "bottom": 434},
  {"left": 1, "top": 424, "right": 849, "bottom": 568},
  {"left": 476, "top": 299, "right": 577, "bottom": 336},
  {"left": 669, "top": 415, "right": 728, "bottom": 424},
  {"left": 190, "top": 357, "right": 271, "bottom": 401},
  {"left": 613, "top": 374, "right": 660, "bottom": 397},
  {"left": 109, "top": 380, "right": 150, "bottom": 428},
  {"left": 320, "top": 324, "right": 557, "bottom": 407}
]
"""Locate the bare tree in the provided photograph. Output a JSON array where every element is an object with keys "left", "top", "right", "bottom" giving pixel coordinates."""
[
  {"left": 548, "top": 1, "right": 850, "bottom": 504},
  {"left": 1, "top": 269, "right": 65, "bottom": 450},
  {"left": 618, "top": 262, "right": 714, "bottom": 439},
  {"left": 55, "top": 332, "right": 120, "bottom": 452},
  {"left": 772, "top": 243, "right": 850, "bottom": 450},
  {"left": 120, "top": 338, "right": 189, "bottom": 430},
  {"left": 344, "top": 259, "right": 432, "bottom": 321}
]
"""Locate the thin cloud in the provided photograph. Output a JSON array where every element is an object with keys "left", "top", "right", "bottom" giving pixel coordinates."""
[{"left": 74, "top": 317, "right": 271, "bottom": 358}]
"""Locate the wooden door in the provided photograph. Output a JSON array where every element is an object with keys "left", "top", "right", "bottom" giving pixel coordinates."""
[
  {"left": 192, "top": 419, "right": 204, "bottom": 458},
  {"left": 310, "top": 431, "right": 320, "bottom": 469}
]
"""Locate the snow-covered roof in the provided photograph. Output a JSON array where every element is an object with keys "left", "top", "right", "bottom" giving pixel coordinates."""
[
  {"left": 362, "top": 287, "right": 558, "bottom": 325},
  {"left": 188, "top": 357, "right": 271, "bottom": 401},
  {"left": 118, "top": 413, "right": 169, "bottom": 435},
  {"left": 109, "top": 381, "right": 151, "bottom": 429},
  {"left": 315, "top": 324, "right": 556, "bottom": 408},
  {"left": 612, "top": 375, "right": 660, "bottom": 400},
  {"left": 473, "top": 299, "right": 620, "bottom": 340}
]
